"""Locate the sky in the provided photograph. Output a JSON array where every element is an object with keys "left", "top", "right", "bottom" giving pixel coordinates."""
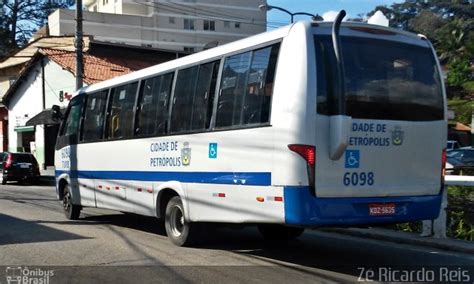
[{"left": 266, "top": 0, "right": 403, "bottom": 28}]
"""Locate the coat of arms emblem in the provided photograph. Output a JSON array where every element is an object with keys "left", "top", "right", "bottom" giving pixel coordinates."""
[
  {"left": 391, "top": 126, "right": 404, "bottom": 146},
  {"left": 181, "top": 142, "right": 191, "bottom": 166}
]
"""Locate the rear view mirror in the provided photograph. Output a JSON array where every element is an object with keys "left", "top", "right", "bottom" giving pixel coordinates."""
[{"left": 52, "top": 105, "right": 63, "bottom": 122}]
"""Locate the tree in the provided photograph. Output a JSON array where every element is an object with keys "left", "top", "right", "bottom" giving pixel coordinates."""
[
  {"left": 369, "top": 0, "right": 473, "bottom": 31},
  {"left": 0, "top": 0, "right": 74, "bottom": 57},
  {"left": 408, "top": 10, "right": 445, "bottom": 40},
  {"left": 435, "top": 17, "right": 474, "bottom": 63},
  {"left": 0, "top": 3, "right": 13, "bottom": 58},
  {"left": 447, "top": 58, "right": 471, "bottom": 87}
]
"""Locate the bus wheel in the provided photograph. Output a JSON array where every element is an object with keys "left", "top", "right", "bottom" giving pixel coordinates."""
[
  {"left": 165, "top": 196, "right": 196, "bottom": 246},
  {"left": 257, "top": 224, "right": 305, "bottom": 240},
  {"left": 63, "top": 184, "right": 81, "bottom": 220}
]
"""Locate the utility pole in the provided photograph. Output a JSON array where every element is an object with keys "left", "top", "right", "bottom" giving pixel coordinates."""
[{"left": 75, "top": 0, "right": 84, "bottom": 90}]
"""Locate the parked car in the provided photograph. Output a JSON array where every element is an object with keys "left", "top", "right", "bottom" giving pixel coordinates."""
[
  {"left": 446, "top": 147, "right": 474, "bottom": 175},
  {"left": 0, "top": 152, "right": 41, "bottom": 184}
]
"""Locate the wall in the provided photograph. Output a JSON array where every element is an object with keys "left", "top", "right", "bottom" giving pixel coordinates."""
[
  {"left": 0, "top": 65, "right": 24, "bottom": 99},
  {"left": 8, "top": 63, "right": 44, "bottom": 155},
  {"left": 49, "top": 0, "right": 266, "bottom": 52},
  {"left": 7, "top": 59, "right": 77, "bottom": 170},
  {"left": 44, "top": 59, "right": 78, "bottom": 109}
]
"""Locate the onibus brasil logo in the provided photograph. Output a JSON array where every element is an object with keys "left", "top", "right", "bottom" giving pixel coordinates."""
[{"left": 5, "top": 266, "right": 54, "bottom": 284}]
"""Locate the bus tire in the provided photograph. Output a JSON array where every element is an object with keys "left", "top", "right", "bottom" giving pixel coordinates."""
[
  {"left": 63, "top": 184, "right": 81, "bottom": 220},
  {"left": 165, "top": 196, "right": 197, "bottom": 246},
  {"left": 257, "top": 224, "right": 305, "bottom": 240}
]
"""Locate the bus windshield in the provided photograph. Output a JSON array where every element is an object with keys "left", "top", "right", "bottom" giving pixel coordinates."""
[{"left": 315, "top": 35, "right": 444, "bottom": 121}]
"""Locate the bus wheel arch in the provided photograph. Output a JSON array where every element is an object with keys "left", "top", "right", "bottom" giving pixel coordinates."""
[
  {"left": 164, "top": 195, "right": 200, "bottom": 246},
  {"left": 58, "top": 179, "right": 81, "bottom": 220},
  {"left": 57, "top": 178, "right": 68, "bottom": 200},
  {"left": 156, "top": 188, "right": 179, "bottom": 220}
]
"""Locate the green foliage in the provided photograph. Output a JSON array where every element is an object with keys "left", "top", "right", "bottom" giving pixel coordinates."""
[
  {"left": 448, "top": 97, "right": 473, "bottom": 125},
  {"left": 462, "top": 81, "right": 474, "bottom": 92},
  {"left": 447, "top": 58, "right": 472, "bottom": 87},
  {"left": 394, "top": 221, "right": 422, "bottom": 233},
  {"left": 386, "top": 186, "right": 473, "bottom": 241},
  {"left": 446, "top": 186, "right": 473, "bottom": 241},
  {"left": 435, "top": 18, "right": 474, "bottom": 64},
  {"left": 408, "top": 10, "right": 444, "bottom": 40}
]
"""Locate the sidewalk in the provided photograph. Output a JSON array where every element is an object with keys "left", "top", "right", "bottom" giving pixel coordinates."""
[{"left": 322, "top": 227, "right": 474, "bottom": 254}]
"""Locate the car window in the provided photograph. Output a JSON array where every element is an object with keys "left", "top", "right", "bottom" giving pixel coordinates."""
[{"left": 13, "top": 154, "right": 32, "bottom": 163}]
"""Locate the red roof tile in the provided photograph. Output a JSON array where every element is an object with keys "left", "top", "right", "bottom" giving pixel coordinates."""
[{"left": 39, "top": 48, "right": 155, "bottom": 85}]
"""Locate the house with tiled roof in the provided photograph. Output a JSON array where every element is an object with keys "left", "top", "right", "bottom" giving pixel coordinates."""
[{"left": 0, "top": 37, "right": 182, "bottom": 172}]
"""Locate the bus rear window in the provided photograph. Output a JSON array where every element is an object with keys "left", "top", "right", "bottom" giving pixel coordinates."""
[{"left": 315, "top": 36, "right": 444, "bottom": 121}]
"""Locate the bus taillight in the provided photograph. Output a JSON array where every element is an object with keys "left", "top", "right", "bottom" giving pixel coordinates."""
[
  {"left": 4, "top": 154, "right": 13, "bottom": 169},
  {"left": 288, "top": 144, "right": 316, "bottom": 186},
  {"left": 288, "top": 144, "right": 315, "bottom": 166}
]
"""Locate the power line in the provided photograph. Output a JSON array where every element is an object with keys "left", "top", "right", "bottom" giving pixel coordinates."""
[{"left": 132, "top": 0, "right": 286, "bottom": 29}]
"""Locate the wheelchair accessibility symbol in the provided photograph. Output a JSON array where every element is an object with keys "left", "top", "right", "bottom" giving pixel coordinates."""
[
  {"left": 345, "top": 150, "right": 360, "bottom": 169},
  {"left": 209, "top": 143, "right": 218, "bottom": 159}
]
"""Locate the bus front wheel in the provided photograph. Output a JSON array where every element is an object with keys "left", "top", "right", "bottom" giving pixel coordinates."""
[
  {"left": 165, "top": 196, "right": 197, "bottom": 246},
  {"left": 63, "top": 184, "right": 81, "bottom": 220},
  {"left": 258, "top": 224, "right": 305, "bottom": 240}
]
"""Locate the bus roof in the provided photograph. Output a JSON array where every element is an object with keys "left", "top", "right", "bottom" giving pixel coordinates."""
[
  {"left": 80, "top": 20, "right": 426, "bottom": 95},
  {"left": 80, "top": 24, "right": 292, "bottom": 95}
]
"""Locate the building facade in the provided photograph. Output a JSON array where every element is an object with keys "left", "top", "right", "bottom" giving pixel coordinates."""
[
  {"left": 2, "top": 40, "right": 180, "bottom": 172},
  {"left": 49, "top": 0, "right": 266, "bottom": 52}
]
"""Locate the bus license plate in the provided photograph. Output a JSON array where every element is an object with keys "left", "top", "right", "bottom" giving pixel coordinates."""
[{"left": 369, "top": 203, "right": 395, "bottom": 216}]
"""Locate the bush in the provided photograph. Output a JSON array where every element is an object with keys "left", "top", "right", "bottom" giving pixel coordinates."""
[
  {"left": 447, "top": 186, "right": 474, "bottom": 241},
  {"left": 384, "top": 186, "right": 473, "bottom": 241},
  {"left": 447, "top": 59, "right": 471, "bottom": 87},
  {"left": 448, "top": 97, "right": 474, "bottom": 126},
  {"left": 462, "top": 81, "right": 474, "bottom": 93}
]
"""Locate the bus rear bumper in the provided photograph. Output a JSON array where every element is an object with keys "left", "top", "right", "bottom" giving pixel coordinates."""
[{"left": 283, "top": 186, "right": 442, "bottom": 226}]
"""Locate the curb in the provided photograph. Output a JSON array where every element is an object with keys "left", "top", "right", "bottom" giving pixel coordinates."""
[{"left": 322, "top": 228, "right": 474, "bottom": 254}]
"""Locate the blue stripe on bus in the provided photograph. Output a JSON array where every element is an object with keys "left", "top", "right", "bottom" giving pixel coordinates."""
[
  {"left": 283, "top": 186, "right": 442, "bottom": 226},
  {"left": 55, "top": 170, "right": 271, "bottom": 186}
]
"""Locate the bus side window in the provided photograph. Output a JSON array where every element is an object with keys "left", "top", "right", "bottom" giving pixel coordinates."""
[
  {"left": 57, "top": 95, "right": 85, "bottom": 148},
  {"left": 314, "top": 38, "right": 334, "bottom": 115},
  {"left": 105, "top": 82, "right": 138, "bottom": 140},
  {"left": 169, "top": 60, "right": 220, "bottom": 134},
  {"left": 243, "top": 44, "right": 279, "bottom": 124},
  {"left": 81, "top": 90, "right": 108, "bottom": 142},
  {"left": 170, "top": 66, "right": 199, "bottom": 133},
  {"left": 216, "top": 51, "right": 252, "bottom": 128},
  {"left": 135, "top": 72, "right": 174, "bottom": 137},
  {"left": 191, "top": 60, "right": 220, "bottom": 130},
  {"left": 216, "top": 43, "right": 280, "bottom": 128}
]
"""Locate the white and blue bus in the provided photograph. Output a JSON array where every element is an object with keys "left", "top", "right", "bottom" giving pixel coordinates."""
[{"left": 54, "top": 15, "right": 447, "bottom": 246}]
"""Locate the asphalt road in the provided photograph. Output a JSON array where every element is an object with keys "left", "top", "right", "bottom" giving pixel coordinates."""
[{"left": 0, "top": 182, "right": 473, "bottom": 283}]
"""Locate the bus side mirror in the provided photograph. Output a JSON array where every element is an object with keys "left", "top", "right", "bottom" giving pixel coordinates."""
[{"left": 52, "top": 105, "right": 63, "bottom": 122}]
